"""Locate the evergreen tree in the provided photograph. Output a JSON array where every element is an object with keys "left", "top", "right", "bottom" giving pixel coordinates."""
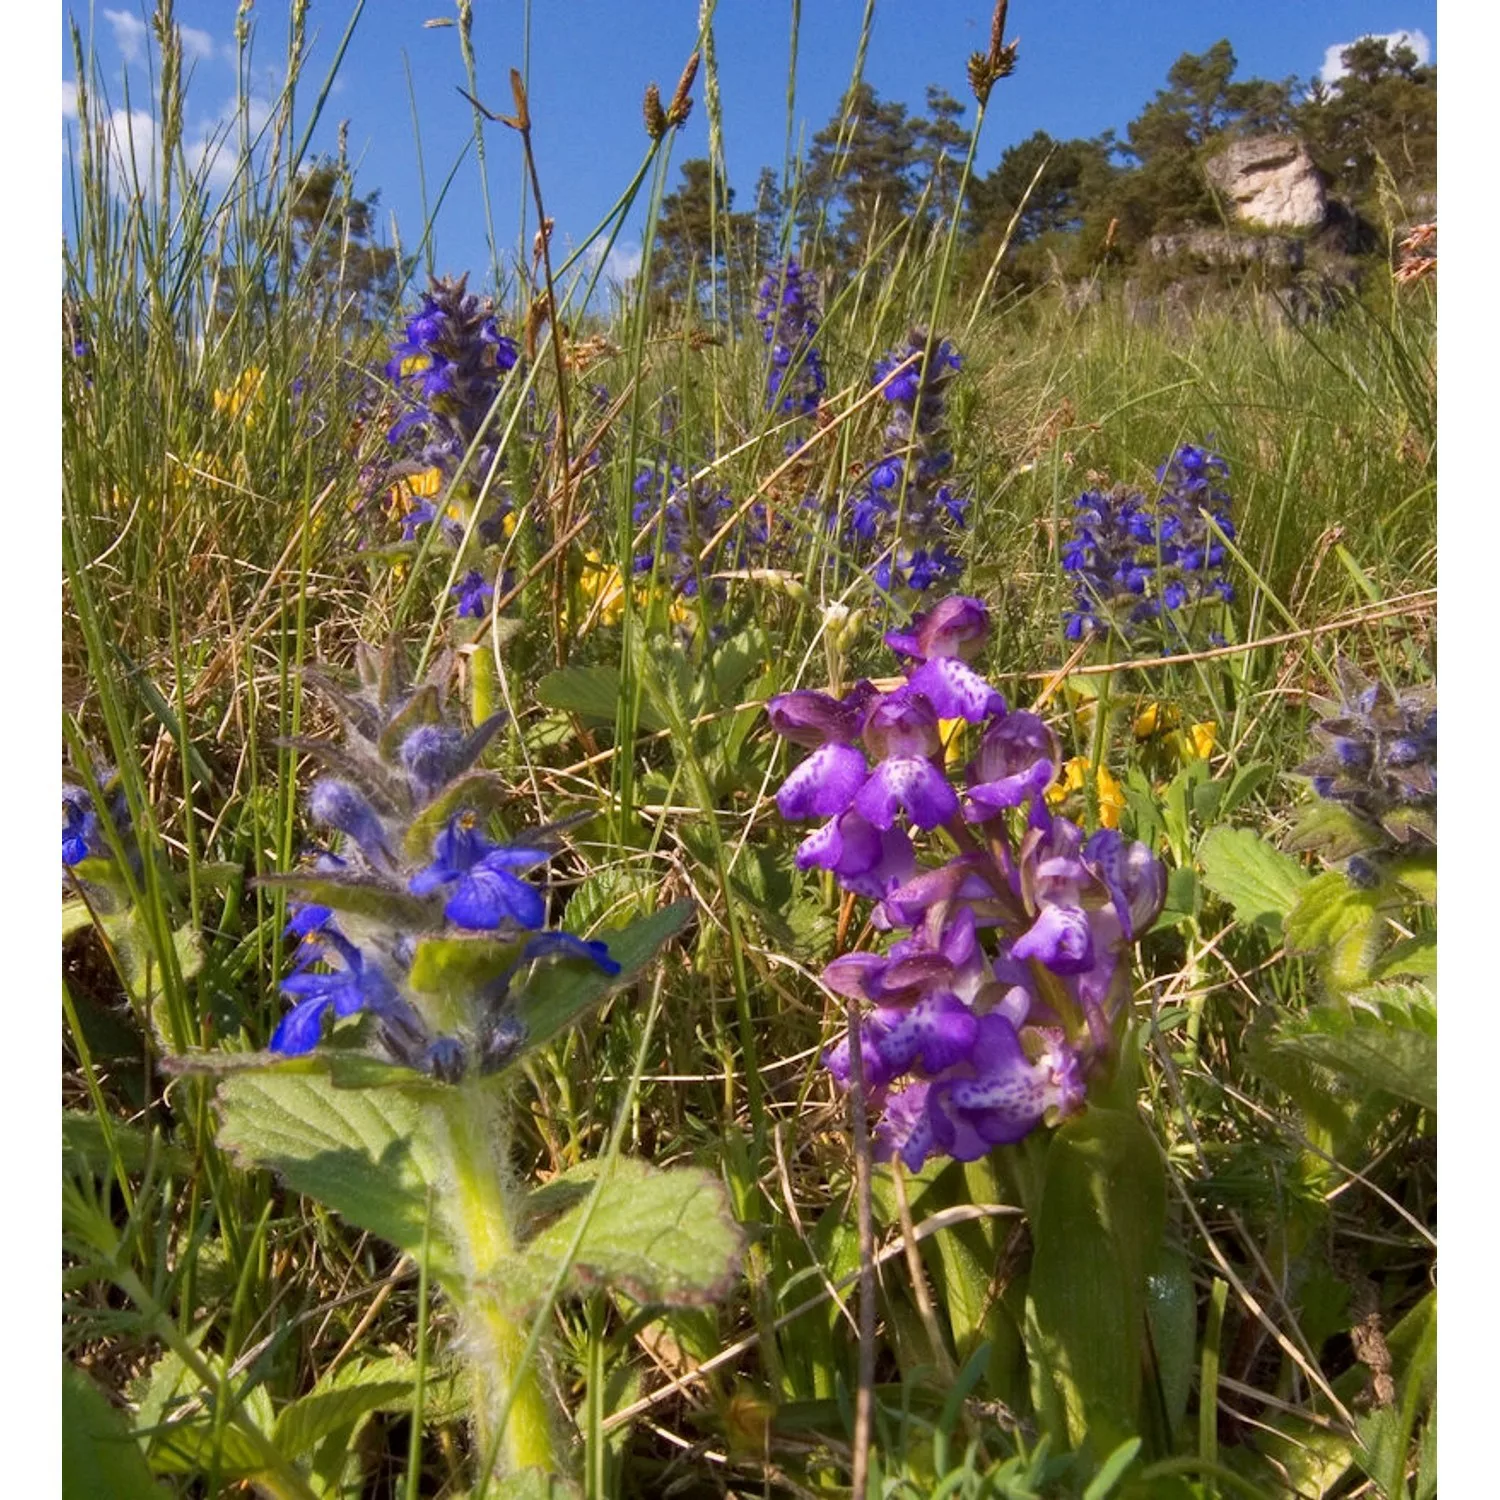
[
  {"left": 1296, "top": 37, "right": 1436, "bottom": 208},
  {"left": 802, "top": 82, "right": 919, "bottom": 269}
]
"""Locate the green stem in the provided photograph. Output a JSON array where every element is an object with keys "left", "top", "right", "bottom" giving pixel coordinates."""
[{"left": 436, "top": 1082, "right": 561, "bottom": 1480}]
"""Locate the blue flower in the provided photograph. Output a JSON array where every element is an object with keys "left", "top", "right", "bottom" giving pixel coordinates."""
[
  {"left": 271, "top": 932, "right": 405, "bottom": 1055},
  {"left": 453, "top": 570, "right": 494, "bottom": 619},
  {"left": 410, "top": 815, "right": 551, "bottom": 931},
  {"left": 756, "top": 258, "right": 825, "bottom": 417}
]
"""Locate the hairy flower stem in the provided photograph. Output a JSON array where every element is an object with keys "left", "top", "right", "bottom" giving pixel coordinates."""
[{"left": 436, "top": 1083, "right": 561, "bottom": 1480}]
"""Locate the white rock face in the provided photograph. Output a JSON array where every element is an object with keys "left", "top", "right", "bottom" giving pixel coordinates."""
[{"left": 1204, "top": 136, "right": 1326, "bottom": 230}]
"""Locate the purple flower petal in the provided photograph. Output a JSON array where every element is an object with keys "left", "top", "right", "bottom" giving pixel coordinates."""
[
  {"left": 1011, "top": 903, "right": 1095, "bottom": 975},
  {"left": 270, "top": 994, "right": 333, "bottom": 1055},
  {"left": 1083, "top": 828, "right": 1165, "bottom": 941},
  {"left": 776, "top": 742, "right": 869, "bottom": 820},
  {"left": 853, "top": 758, "right": 960, "bottom": 830},
  {"left": 907, "top": 658, "right": 1006, "bottom": 722}
]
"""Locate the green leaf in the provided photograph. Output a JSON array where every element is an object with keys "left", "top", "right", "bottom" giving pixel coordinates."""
[
  {"left": 1285, "top": 802, "right": 1382, "bottom": 862},
  {"left": 1026, "top": 1109, "right": 1167, "bottom": 1453},
  {"left": 536, "top": 664, "right": 666, "bottom": 733},
  {"left": 63, "top": 1362, "right": 170, "bottom": 1500},
  {"left": 1197, "top": 826, "right": 1309, "bottom": 932},
  {"left": 1156, "top": 866, "right": 1198, "bottom": 929},
  {"left": 1374, "top": 931, "right": 1436, "bottom": 980},
  {"left": 215, "top": 1072, "right": 456, "bottom": 1275},
  {"left": 490, "top": 1469, "right": 584, "bottom": 1500},
  {"left": 1387, "top": 851, "right": 1437, "bottom": 903},
  {"left": 1285, "top": 871, "right": 1380, "bottom": 956},
  {"left": 62, "top": 899, "right": 96, "bottom": 939},
  {"left": 709, "top": 626, "right": 767, "bottom": 705},
  {"left": 408, "top": 933, "right": 527, "bottom": 997},
  {"left": 403, "top": 770, "right": 518, "bottom": 860},
  {"left": 511, "top": 900, "right": 693, "bottom": 1055},
  {"left": 1270, "top": 987, "right": 1436, "bottom": 1111},
  {"left": 272, "top": 1365, "right": 416, "bottom": 1459},
  {"left": 1144, "top": 1245, "right": 1196, "bottom": 1442},
  {"left": 63, "top": 1111, "right": 193, "bottom": 1179},
  {"left": 1221, "top": 761, "right": 1274, "bottom": 817},
  {"left": 1082, "top": 1437, "right": 1142, "bottom": 1500},
  {"left": 509, "top": 1157, "right": 743, "bottom": 1308},
  {"left": 255, "top": 872, "right": 441, "bottom": 930}
]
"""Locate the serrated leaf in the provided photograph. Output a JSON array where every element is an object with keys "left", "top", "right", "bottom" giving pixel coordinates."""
[
  {"left": 1271, "top": 994, "right": 1436, "bottom": 1111},
  {"left": 512, "top": 900, "right": 693, "bottom": 1054},
  {"left": 273, "top": 1377, "right": 414, "bottom": 1458},
  {"left": 1197, "top": 826, "right": 1309, "bottom": 932},
  {"left": 1374, "top": 931, "right": 1436, "bottom": 980},
  {"left": 1026, "top": 1109, "right": 1167, "bottom": 1452},
  {"left": 1285, "top": 802, "right": 1382, "bottom": 862},
  {"left": 536, "top": 664, "right": 666, "bottom": 733},
  {"left": 215, "top": 1072, "right": 457, "bottom": 1275},
  {"left": 1285, "top": 871, "right": 1381, "bottom": 956},
  {"left": 508, "top": 1157, "right": 743, "bottom": 1308},
  {"left": 63, "top": 1362, "right": 171, "bottom": 1499}
]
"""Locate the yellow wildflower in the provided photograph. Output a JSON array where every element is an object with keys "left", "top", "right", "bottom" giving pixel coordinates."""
[
  {"left": 1046, "top": 756, "right": 1124, "bottom": 829},
  {"left": 212, "top": 365, "right": 266, "bottom": 426},
  {"left": 1184, "top": 721, "right": 1217, "bottom": 761},
  {"left": 1133, "top": 700, "right": 1181, "bottom": 739},
  {"left": 577, "top": 551, "right": 628, "bottom": 628},
  {"left": 938, "top": 717, "right": 966, "bottom": 769}
]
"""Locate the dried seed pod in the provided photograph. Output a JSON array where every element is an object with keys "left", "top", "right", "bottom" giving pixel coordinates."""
[{"left": 643, "top": 82, "right": 667, "bottom": 140}]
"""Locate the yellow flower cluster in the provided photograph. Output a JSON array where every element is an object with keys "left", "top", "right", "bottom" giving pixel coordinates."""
[
  {"left": 572, "top": 552, "right": 697, "bottom": 633},
  {"left": 1046, "top": 758, "right": 1125, "bottom": 828},
  {"left": 212, "top": 365, "right": 266, "bottom": 426},
  {"left": 1133, "top": 701, "right": 1217, "bottom": 764}
]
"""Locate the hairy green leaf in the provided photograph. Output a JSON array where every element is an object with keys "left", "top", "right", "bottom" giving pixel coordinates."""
[
  {"left": 215, "top": 1072, "right": 455, "bottom": 1275},
  {"left": 510, "top": 1158, "right": 743, "bottom": 1308},
  {"left": 1197, "top": 826, "right": 1309, "bottom": 932}
]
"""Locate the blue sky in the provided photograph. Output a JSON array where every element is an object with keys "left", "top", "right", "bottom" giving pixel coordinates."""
[{"left": 64, "top": 2, "right": 1436, "bottom": 293}]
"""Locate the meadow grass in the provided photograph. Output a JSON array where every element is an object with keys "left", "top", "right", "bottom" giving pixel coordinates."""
[{"left": 63, "top": 6, "right": 1434, "bottom": 1497}]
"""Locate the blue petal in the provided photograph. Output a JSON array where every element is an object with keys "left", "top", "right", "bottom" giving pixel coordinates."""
[{"left": 270, "top": 994, "right": 333, "bottom": 1055}]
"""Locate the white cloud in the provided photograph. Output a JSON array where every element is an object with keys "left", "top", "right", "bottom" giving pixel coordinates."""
[
  {"left": 104, "top": 8, "right": 149, "bottom": 64},
  {"left": 1319, "top": 28, "right": 1432, "bottom": 83},
  {"left": 180, "top": 25, "right": 217, "bottom": 63},
  {"left": 104, "top": 9, "right": 219, "bottom": 66},
  {"left": 62, "top": 80, "right": 79, "bottom": 120},
  {"left": 102, "top": 106, "right": 159, "bottom": 186},
  {"left": 589, "top": 241, "right": 643, "bottom": 287}
]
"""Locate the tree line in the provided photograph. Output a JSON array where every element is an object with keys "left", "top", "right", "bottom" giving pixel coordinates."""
[{"left": 648, "top": 35, "right": 1436, "bottom": 314}]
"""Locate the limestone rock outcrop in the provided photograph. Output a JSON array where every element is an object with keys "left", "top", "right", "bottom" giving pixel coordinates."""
[
  {"left": 1147, "top": 230, "right": 1304, "bottom": 272},
  {"left": 1204, "top": 136, "right": 1326, "bottom": 230}
]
